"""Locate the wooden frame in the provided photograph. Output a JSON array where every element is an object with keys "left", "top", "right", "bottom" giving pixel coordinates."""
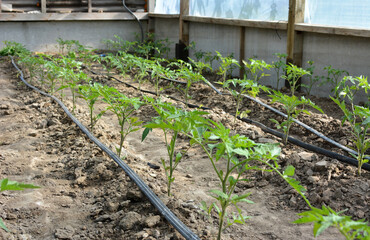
[
  {"left": 0, "top": 12, "right": 149, "bottom": 22},
  {"left": 41, "top": 0, "right": 46, "bottom": 13},
  {"left": 183, "top": 15, "right": 288, "bottom": 30},
  {"left": 179, "top": 0, "right": 189, "bottom": 45}
]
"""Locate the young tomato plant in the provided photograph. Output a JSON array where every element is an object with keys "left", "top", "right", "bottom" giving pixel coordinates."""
[
  {"left": 294, "top": 206, "right": 370, "bottom": 240},
  {"left": 173, "top": 60, "right": 206, "bottom": 105},
  {"left": 148, "top": 60, "right": 165, "bottom": 96},
  {"left": 221, "top": 77, "right": 269, "bottom": 123},
  {"left": 44, "top": 60, "right": 61, "bottom": 95},
  {"left": 58, "top": 57, "right": 88, "bottom": 114},
  {"left": 283, "top": 63, "right": 310, "bottom": 96},
  {"left": 302, "top": 60, "right": 322, "bottom": 96},
  {"left": 331, "top": 76, "right": 370, "bottom": 176},
  {"left": 142, "top": 99, "right": 209, "bottom": 196},
  {"left": 97, "top": 85, "right": 143, "bottom": 157},
  {"left": 215, "top": 51, "right": 240, "bottom": 83},
  {"left": 269, "top": 91, "right": 323, "bottom": 145},
  {"left": 243, "top": 58, "right": 272, "bottom": 84},
  {"left": 253, "top": 144, "right": 370, "bottom": 239},
  {"left": 322, "top": 65, "right": 349, "bottom": 99},
  {"left": 0, "top": 178, "right": 39, "bottom": 232},
  {"left": 78, "top": 83, "right": 106, "bottom": 131},
  {"left": 188, "top": 121, "right": 281, "bottom": 240},
  {"left": 132, "top": 57, "right": 150, "bottom": 91},
  {"left": 272, "top": 53, "right": 287, "bottom": 89}
]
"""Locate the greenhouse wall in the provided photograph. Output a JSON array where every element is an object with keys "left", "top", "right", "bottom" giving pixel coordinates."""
[
  {"left": 152, "top": 18, "right": 179, "bottom": 59},
  {"left": 301, "top": 32, "right": 370, "bottom": 103},
  {"left": 0, "top": 20, "right": 146, "bottom": 52}
]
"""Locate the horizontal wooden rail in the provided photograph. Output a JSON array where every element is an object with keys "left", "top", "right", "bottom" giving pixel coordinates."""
[
  {"left": 0, "top": 12, "right": 148, "bottom": 21},
  {"left": 148, "top": 13, "right": 179, "bottom": 19},
  {"left": 183, "top": 15, "right": 288, "bottom": 30},
  {"left": 295, "top": 23, "right": 370, "bottom": 38}
]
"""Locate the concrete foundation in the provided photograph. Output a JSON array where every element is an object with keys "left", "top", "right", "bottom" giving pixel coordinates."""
[{"left": 0, "top": 20, "right": 147, "bottom": 52}]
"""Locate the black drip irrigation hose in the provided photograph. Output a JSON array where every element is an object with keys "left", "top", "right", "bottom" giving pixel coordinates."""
[
  {"left": 88, "top": 67, "right": 370, "bottom": 172},
  {"left": 122, "top": 0, "right": 144, "bottom": 43},
  {"left": 158, "top": 75, "right": 369, "bottom": 161},
  {"left": 11, "top": 57, "right": 201, "bottom": 240},
  {"left": 238, "top": 93, "right": 370, "bottom": 161},
  {"left": 239, "top": 117, "right": 370, "bottom": 171},
  {"left": 89, "top": 68, "right": 210, "bottom": 110}
]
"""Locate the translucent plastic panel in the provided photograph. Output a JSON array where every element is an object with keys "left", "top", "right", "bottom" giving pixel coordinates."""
[
  {"left": 305, "top": 0, "right": 370, "bottom": 29},
  {"left": 190, "top": 0, "right": 288, "bottom": 21},
  {"left": 154, "top": 0, "right": 180, "bottom": 14}
]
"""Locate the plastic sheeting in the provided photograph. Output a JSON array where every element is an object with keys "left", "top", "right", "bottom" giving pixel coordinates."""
[
  {"left": 305, "top": 0, "right": 370, "bottom": 29},
  {"left": 153, "top": 0, "right": 288, "bottom": 21},
  {"left": 154, "top": 0, "right": 180, "bottom": 14},
  {"left": 189, "top": 0, "right": 288, "bottom": 20}
]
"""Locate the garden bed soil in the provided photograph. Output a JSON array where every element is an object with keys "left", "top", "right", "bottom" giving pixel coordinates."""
[{"left": 0, "top": 57, "right": 369, "bottom": 240}]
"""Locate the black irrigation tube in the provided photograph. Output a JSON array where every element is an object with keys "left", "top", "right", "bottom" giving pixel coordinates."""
[
  {"left": 122, "top": 0, "right": 144, "bottom": 43},
  {"left": 89, "top": 67, "right": 370, "bottom": 172},
  {"left": 239, "top": 117, "right": 370, "bottom": 171},
  {"left": 156, "top": 75, "right": 369, "bottom": 161},
  {"left": 238, "top": 92, "right": 370, "bottom": 161},
  {"left": 11, "top": 56, "right": 201, "bottom": 240},
  {"left": 89, "top": 68, "right": 210, "bottom": 110}
]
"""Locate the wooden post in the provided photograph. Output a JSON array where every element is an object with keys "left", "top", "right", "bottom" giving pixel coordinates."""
[
  {"left": 286, "top": 0, "right": 305, "bottom": 87},
  {"left": 0, "top": 0, "right": 2, "bottom": 13},
  {"left": 148, "top": 0, "right": 155, "bottom": 13},
  {"left": 148, "top": 0, "right": 155, "bottom": 34},
  {"left": 286, "top": 0, "right": 297, "bottom": 65},
  {"left": 239, "top": 26, "right": 245, "bottom": 78},
  {"left": 41, "top": 0, "right": 46, "bottom": 13},
  {"left": 179, "top": 0, "right": 189, "bottom": 45},
  {"left": 88, "top": 0, "right": 92, "bottom": 13}
]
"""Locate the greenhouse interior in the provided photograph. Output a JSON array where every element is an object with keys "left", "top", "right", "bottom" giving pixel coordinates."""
[{"left": 0, "top": 0, "right": 369, "bottom": 239}]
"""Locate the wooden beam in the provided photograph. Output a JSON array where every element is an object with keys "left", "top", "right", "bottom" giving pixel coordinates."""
[
  {"left": 286, "top": 0, "right": 305, "bottom": 88},
  {"left": 0, "top": 12, "right": 149, "bottom": 21},
  {"left": 148, "top": 0, "right": 155, "bottom": 13},
  {"left": 183, "top": 15, "right": 287, "bottom": 30},
  {"left": 148, "top": 13, "right": 179, "bottom": 18},
  {"left": 286, "top": 0, "right": 297, "bottom": 64},
  {"left": 88, "top": 0, "right": 92, "bottom": 13},
  {"left": 179, "top": 0, "right": 189, "bottom": 45},
  {"left": 295, "top": 23, "right": 370, "bottom": 38},
  {"left": 239, "top": 26, "right": 245, "bottom": 79},
  {"left": 147, "top": 0, "right": 155, "bottom": 35},
  {"left": 41, "top": 0, "right": 46, "bottom": 13}
]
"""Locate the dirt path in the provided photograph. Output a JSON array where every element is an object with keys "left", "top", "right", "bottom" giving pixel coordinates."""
[{"left": 0, "top": 57, "right": 368, "bottom": 240}]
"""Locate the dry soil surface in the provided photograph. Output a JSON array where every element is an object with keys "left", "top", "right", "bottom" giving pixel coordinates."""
[{"left": 0, "top": 57, "right": 369, "bottom": 240}]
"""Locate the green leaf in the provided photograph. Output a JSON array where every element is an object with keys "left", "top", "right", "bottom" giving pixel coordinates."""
[
  {"left": 141, "top": 128, "right": 152, "bottom": 142},
  {"left": 175, "top": 152, "right": 182, "bottom": 163},
  {"left": 0, "top": 218, "right": 9, "bottom": 232},
  {"left": 1, "top": 179, "right": 40, "bottom": 192},
  {"left": 283, "top": 165, "right": 295, "bottom": 176},
  {"left": 209, "top": 189, "right": 228, "bottom": 200}
]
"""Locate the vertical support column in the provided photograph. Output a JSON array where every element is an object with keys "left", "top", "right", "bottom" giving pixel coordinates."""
[
  {"left": 179, "top": 0, "right": 189, "bottom": 45},
  {"left": 88, "top": 0, "right": 92, "bottom": 13},
  {"left": 148, "top": 0, "right": 155, "bottom": 35},
  {"left": 286, "top": 0, "right": 305, "bottom": 87},
  {"left": 41, "top": 0, "right": 46, "bottom": 13},
  {"left": 286, "top": 0, "right": 297, "bottom": 65},
  {"left": 148, "top": 0, "right": 155, "bottom": 13},
  {"left": 0, "top": 0, "right": 2, "bottom": 13},
  {"left": 239, "top": 26, "right": 246, "bottom": 78},
  {"left": 177, "top": 0, "right": 189, "bottom": 61}
]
